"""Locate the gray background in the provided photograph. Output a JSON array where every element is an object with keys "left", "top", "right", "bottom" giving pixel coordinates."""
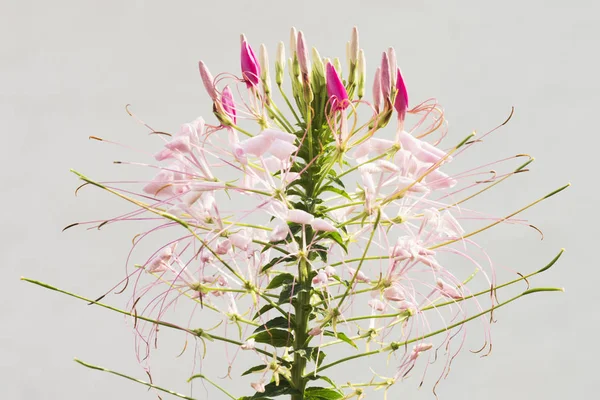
[{"left": 3, "top": 0, "right": 597, "bottom": 399}]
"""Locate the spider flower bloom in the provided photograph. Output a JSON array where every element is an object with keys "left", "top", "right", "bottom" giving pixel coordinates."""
[
  {"left": 326, "top": 62, "right": 349, "bottom": 111},
  {"left": 65, "top": 26, "right": 567, "bottom": 400},
  {"left": 240, "top": 36, "right": 260, "bottom": 88}
]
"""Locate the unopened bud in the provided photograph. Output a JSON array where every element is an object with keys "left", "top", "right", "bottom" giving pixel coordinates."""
[
  {"left": 259, "top": 44, "right": 271, "bottom": 95},
  {"left": 387, "top": 47, "right": 397, "bottom": 88},
  {"left": 240, "top": 37, "right": 260, "bottom": 88},
  {"left": 357, "top": 49, "right": 366, "bottom": 99},
  {"left": 373, "top": 66, "right": 383, "bottom": 112},
  {"left": 290, "top": 27, "right": 298, "bottom": 57},
  {"left": 311, "top": 47, "right": 325, "bottom": 84},
  {"left": 380, "top": 51, "right": 391, "bottom": 100},
  {"left": 333, "top": 57, "right": 342, "bottom": 76},
  {"left": 275, "top": 41, "right": 285, "bottom": 85},
  {"left": 198, "top": 61, "right": 218, "bottom": 101},
  {"left": 297, "top": 31, "right": 310, "bottom": 83},
  {"left": 351, "top": 27, "right": 359, "bottom": 61}
]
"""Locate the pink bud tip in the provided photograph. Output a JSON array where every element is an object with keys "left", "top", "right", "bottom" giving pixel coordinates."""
[
  {"left": 394, "top": 68, "right": 409, "bottom": 121},
  {"left": 326, "top": 62, "right": 349, "bottom": 112},
  {"left": 221, "top": 85, "right": 237, "bottom": 124},
  {"left": 198, "top": 61, "right": 218, "bottom": 101},
  {"left": 241, "top": 40, "right": 261, "bottom": 88}
]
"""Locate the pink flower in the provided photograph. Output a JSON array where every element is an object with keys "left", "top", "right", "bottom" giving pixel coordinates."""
[
  {"left": 308, "top": 327, "right": 323, "bottom": 336},
  {"left": 312, "top": 269, "right": 329, "bottom": 286},
  {"left": 250, "top": 381, "right": 265, "bottom": 393},
  {"left": 326, "top": 62, "right": 349, "bottom": 111},
  {"left": 241, "top": 338, "right": 256, "bottom": 350},
  {"left": 241, "top": 36, "right": 260, "bottom": 88},
  {"left": 368, "top": 298, "right": 386, "bottom": 312},
  {"left": 348, "top": 267, "right": 370, "bottom": 283},
  {"left": 436, "top": 278, "right": 463, "bottom": 299},
  {"left": 383, "top": 286, "right": 405, "bottom": 302},
  {"left": 410, "top": 343, "right": 433, "bottom": 361}
]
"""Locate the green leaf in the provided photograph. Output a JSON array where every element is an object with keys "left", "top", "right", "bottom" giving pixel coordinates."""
[
  {"left": 319, "top": 185, "right": 351, "bottom": 200},
  {"left": 261, "top": 256, "right": 284, "bottom": 273},
  {"left": 278, "top": 282, "right": 307, "bottom": 304},
  {"left": 309, "top": 347, "right": 326, "bottom": 367},
  {"left": 266, "top": 273, "right": 296, "bottom": 290},
  {"left": 323, "top": 330, "right": 357, "bottom": 349},
  {"left": 240, "top": 380, "right": 299, "bottom": 399},
  {"left": 305, "top": 387, "right": 344, "bottom": 400},
  {"left": 253, "top": 316, "right": 294, "bottom": 334},
  {"left": 321, "top": 232, "right": 348, "bottom": 253},
  {"left": 252, "top": 303, "right": 274, "bottom": 320},
  {"left": 241, "top": 364, "right": 267, "bottom": 376},
  {"left": 250, "top": 329, "right": 294, "bottom": 348}
]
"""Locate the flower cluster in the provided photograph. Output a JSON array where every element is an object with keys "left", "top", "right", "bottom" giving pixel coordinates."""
[{"left": 61, "top": 26, "right": 566, "bottom": 400}]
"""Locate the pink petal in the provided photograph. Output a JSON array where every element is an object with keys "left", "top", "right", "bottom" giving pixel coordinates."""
[
  {"left": 326, "top": 62, "right": 349, "bottom": 111},
  {"left": 310, "top": 218, "right": 337, "bottom": 232},
  {"left": 287, "top": 209, "right": 314, "bottom": 224},
  {"left": 268, "top": 139, "right": 298, "bottom": 160},
  {"left": 241, "top": 134, "right": 273, "bottom": 157},
  {"left": 261, "top": 129, "right": 296, "bottom": 143},
  {"left": 241, "top": 39, "right": 260, "bottom": 88}
]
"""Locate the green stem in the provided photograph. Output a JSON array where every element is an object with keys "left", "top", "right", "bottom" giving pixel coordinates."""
[
  {"left": 309, "top": 287, "right": 563, "bottom": 376},
  {"left": 278, "top": 84, "right": 302, "bottom": 125},
  {"left": 74, "top": 358, "right": 197, "bottom": 400},
  {"left": 21, "top": 277, "right": 275, "bottom": 359},
  {"left": 188, "top": 374, "right": 236, "bottom": 399},
  {"left": 291, "top": 257, "right": 311, "bottom": 399}
]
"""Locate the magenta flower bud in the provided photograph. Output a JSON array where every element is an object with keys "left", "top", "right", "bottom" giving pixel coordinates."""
[
  {"left": 240, "top": 37, "right": 260, "bottom": 88},
  {"left": 221, "top": 85, "right": 237, "bottom": 124},
  {"left": 326, "top": 62, "right": 349, "bottom": 111},
  {"left": 380, "top": 51, "right": 391, "bottom": 100},
  {"left": 198, "top": 60, "right": 218, "bottom": 101},
  {"left": 394, "top": 68, "right": 409, "bottom": 121}
]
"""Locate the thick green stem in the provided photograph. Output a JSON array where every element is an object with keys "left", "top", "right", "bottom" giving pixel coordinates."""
[{"left": 291, "top": 258, "right": 311, "bottom": 399}]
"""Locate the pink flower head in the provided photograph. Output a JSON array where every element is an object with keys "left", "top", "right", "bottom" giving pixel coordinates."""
[
  {"left": 250, "top": 381, "right": 265, "bottom": 393},
  {"left": 308, "top": 327, "right": 323, "bottom": 336},
  {"left": 326, "top": 62, "right": 349, "bottom": 111},
  {"left": 312, "top": 269, "right": 329, "bottom": 286},
  {"left": 436, "top": 278, "right": 463, "bottom": 299},
  {"left": 368, "top": 298, "right": 386, "bottom": 312},
  {"left": 394, "top": 68, "right": 409, "bottom": 121},
  {"left": 410, "top": 343, "right": 433, "bottom": 361},
  {"left": 241, "top": 37, "right": 260, "bottom": 88},
  {"left": 220, "top": 85, "right": 237, "bottom": 124}
]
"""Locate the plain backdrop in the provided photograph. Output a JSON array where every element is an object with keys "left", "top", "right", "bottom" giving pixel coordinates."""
[{"left": 3, "top": 0, "right": 598, "bottom": 399}]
